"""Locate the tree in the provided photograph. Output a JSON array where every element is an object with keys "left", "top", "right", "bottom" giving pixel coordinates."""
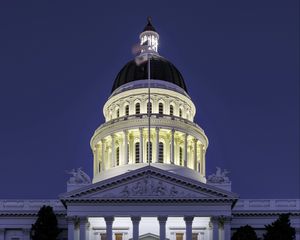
[
  {"left": 232, "top": 224, "right": 258, "bottom": 240},
  {"left": 263, "top": 213, "right": 296, "bottom": 240},
  {"left": 30, "top": 205, "right": 61, "bottom": 240}
]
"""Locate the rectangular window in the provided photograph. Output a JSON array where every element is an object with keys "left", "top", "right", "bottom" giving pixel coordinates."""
[
  {"left": 135, "top": 103, "right": 140, "bottom": 114},
  {"left": 115, "top": 233, "right": 123, "bottom": 240},
  {"left": 176, "top": 233, "right": 184, "bottom": 240},
  {"left": 116, "top": 147, "right": 120, "bottom": 166},
  {"left": 135, "top": 142, "right": 140, "bottom": 163},
  {"left": 192, "top": 233, "right": 198, "bottom": 240},
  {"left": 179, "top": 147, "right": 183, "bottom": 166},
  {"left": 158, "top": 142, "right": 164, "bottom": 163},
  {"left": 125, "top": 105, "right": 129, "bottom": 116},
  {"left": 147, "top": 142, "right": 152, "bottom": 162},
  {"left": 147, "top": 102, "right": 152, "bottom": 114},
  {"left": 159, "top": 103, "right": 164, "bottom": 114},
  {"left": 100, "top": 234, "right": 107, "bottom": 240},
  {"left": 170, "top": 105, "right": 174, "bottom": 116}
]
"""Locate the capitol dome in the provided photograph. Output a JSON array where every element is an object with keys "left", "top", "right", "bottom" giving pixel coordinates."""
[
  {"left": 111, "top": 56, "right": 188, "bottom": 93},
  {"left": 90, "top": 18, "right": 208, "bottom": 185}
]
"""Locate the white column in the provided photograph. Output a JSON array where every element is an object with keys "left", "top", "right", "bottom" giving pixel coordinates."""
[
  {"left": 193, "top": 138, "right": 197, "bottom": 171},
  {"left": 67, "top": 217, "right": 76, "bottom": 240},
  {"left": 131, "top": 216, "right": 141, "bottom": 240},
  {"left": 202, "top": 148, "right": 206, "bottom": 176},
  {"left": 139, "top": 128, "right": 144, "bottom": 163},
  {"left": 170, "top": 129, "right": 175, "bottom": 164},
  {"left": 104, "top": 216, "right": 114, "bottom": 240},
  {"left": 158, "top": 216, "right": 168, "bottom": 240},
  {"left": 155, "top": 127, "right": 160, "bottom": 163},
  {"left": 210, "top": 217, "right": 219, "bottom": 240},
  {"left": 223, "top": 217, "right": 231, "bottom": 240},
  {"left": 111, "top": 134, "right": 115, "bottom": 167},
  {"left": 79, "top": 217, "right": 89, "bottom": 240},
  {"left": 184, "top": 216, "right": 194, "bottom": 240},
  {"left": 101, "top": 139, "right": 105, "bottom": 171},
  {"left": 184, "top": 134, "right": 188, "bottom": 167},
  {"left": 124, "top": 130, "right": 128, "bottom": 165}
]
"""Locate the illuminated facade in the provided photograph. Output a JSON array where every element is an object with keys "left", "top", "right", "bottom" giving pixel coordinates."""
[{"left": 0, "top": 19, "right": 299, "bottom": 240}]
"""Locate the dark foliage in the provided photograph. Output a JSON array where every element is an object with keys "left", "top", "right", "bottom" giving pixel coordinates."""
[
  {"left": 30, "top": 205, "right": 61, "bottom": 240},
  {"left": 232, "top": 224, "right": 258, "bottom": 240},
  {"left": 263, "top": 213, "right": 295, "bottom": 240}
]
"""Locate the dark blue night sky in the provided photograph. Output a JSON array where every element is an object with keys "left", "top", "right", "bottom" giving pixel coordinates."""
[{"left": 0, "top": 1, "right": 298, "bottom": 199}]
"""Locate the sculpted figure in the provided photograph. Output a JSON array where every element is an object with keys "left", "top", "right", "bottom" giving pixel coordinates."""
[
  {"left": 207, "top": 167, "right": 230, "bottom": 183},
  {"left": 66, "top": 168, "right": 91, "bottom": 184}
]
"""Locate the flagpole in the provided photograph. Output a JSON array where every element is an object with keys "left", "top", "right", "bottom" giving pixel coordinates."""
[{"left": 147, "top": 52, "right": 151, "bottom": 166}]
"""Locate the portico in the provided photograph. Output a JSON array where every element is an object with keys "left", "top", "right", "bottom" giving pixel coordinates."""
[{"left": 61, "top": 165, "right": 237, "bottom": 240}]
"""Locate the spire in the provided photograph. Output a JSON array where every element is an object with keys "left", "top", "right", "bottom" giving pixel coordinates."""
[
  {"left": 140, "top": 17, "right": 159, "bottom": 52},
  {"left": 143, "top": 16, "right": 157, "bottom": 32}
]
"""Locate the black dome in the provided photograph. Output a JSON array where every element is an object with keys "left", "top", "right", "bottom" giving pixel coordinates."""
[{"left": 111, "top": 57, "right": 187, "bottom": 93}]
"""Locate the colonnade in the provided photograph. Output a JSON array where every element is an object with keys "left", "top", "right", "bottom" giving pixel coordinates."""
[
  {"left": 67, "top": 215, "right": 231, "bottom": 240},
  {"left": 93, "top": 127, "right": 206, "bottom": 176}
]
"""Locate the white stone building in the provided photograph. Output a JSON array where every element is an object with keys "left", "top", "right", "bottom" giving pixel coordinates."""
[{"left": 0, "top": 19, "right": 299, "bottom": 240}]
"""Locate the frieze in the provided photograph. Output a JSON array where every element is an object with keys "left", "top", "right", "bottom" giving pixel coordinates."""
[{"left": 95, "top": 176, "right": 200, "bottom": 198}]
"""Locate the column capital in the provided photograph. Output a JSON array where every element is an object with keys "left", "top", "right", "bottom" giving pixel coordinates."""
[
  {"left": 220, "top": 215, "right": 232, "bottom": 224},
  {"left": 184, "top": 216, "right": 194, "bottom": 223},
  {"left": 210, "top": 216, "right": 219, "bottom": 223},
  {"left": 155, "top": 127, "right": 160, "bottom": 131},
  {"left": 66, "top": 216, "right": 78, "bottom": 224},
  {"left": 78, "top": 216, "right": 89, "bottom": 222},
  {"left": 157, "top": 216, "right": 168, "bottom": 222},
  {"left": 131, "top": 216, "right": 141, "bottom": 223},
  {"left": 104, "top": 216, "right": 115, "bottom": 224},
  {"left": 171, "top": 128, "right": 175, "bottom": 133}
]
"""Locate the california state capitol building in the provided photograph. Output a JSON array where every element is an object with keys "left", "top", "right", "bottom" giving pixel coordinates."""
[{"left": 0, "top": 19, "right": 299, "bottom": 240}]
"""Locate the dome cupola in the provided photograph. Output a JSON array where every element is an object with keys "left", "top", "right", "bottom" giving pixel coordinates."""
[{"left": 111, "top": 18, "right": 188, "bottom": 94}]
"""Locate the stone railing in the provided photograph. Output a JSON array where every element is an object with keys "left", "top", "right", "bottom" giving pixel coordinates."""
[
  {"left": 233, "top": 199, "right": 300, "bottom": 211},
  {"left": 0, "top": 199, "right": 65, "bottom": 212}
]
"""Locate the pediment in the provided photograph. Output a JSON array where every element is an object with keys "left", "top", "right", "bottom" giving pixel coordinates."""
[{"left": 60, "top": 166, "right": 237, "bottom": 203}]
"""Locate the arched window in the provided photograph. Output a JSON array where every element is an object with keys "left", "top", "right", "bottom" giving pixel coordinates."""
[
  {"left": 159, "top": 103, "right": 164, "bottom": 115},
  {"left": 125, "top": 105, "right": 129, "bottom": 116},
  {"left": 135, "top": 142, "right": 140, "bottom": 163},
  {"left": 116, "top": 147, "right": 120, "bottom": 166},
  {"left": 135, "top": 102, "right": 140, "bottom": 114},
  {"left": 147, "top": 102, "right": 152, "bottom": 114},
  {"left": 179, "top": 147, "right": 183, "bottom": 166},
  {"left": 179, "top": 108, "right": 182, "bottom": 118},
  {"left": 146, "top": 141, "right": 152, "bottom": 163},
  {"left": 170, "top": 105, "right": 174, "bottom": 116},
  {"left": 116, "top": 109, "right": 120, "bottom": 118},
  {"left": 158, "top": 142, "right": 164, "bottom": 163}
]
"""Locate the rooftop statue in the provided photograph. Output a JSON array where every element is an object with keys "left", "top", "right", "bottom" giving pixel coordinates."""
[
  {"left": 207, "top": 167, "right": 230, "bottom": 184},
  {"left": 67, "top": 167, "right": 91, "bottom": 184}
]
